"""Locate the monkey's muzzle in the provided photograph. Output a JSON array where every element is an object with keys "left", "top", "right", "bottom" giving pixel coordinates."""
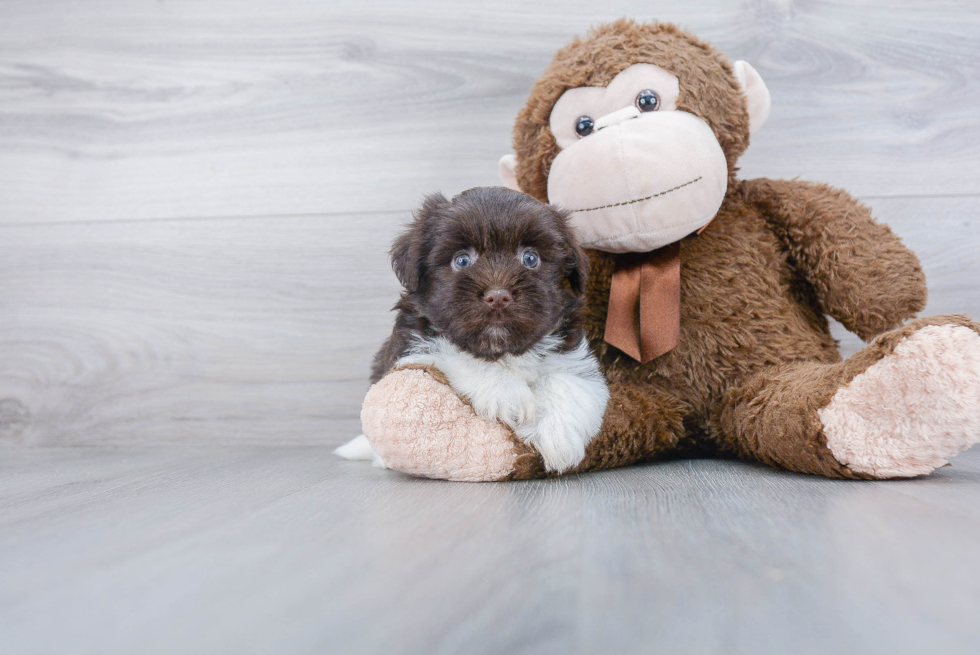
[{"left": 547, "top": 110, "right": 728, "bottom": 254}]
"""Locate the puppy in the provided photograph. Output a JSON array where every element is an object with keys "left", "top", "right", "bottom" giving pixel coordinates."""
[{"left": 336, "top": 187, "right": 609, "bottom": 473}]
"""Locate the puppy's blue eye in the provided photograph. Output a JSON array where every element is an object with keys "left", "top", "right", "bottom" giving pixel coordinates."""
[
  {"left": 520, "top": 249, "right": 540, "bottom": 269},
  {"left": 452, "top": 252, "right": 474, "bottom": 270}
]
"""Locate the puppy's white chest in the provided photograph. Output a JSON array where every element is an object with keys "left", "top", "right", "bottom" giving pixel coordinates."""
[
  {"left": 400, "top": 343, "right": 541, "bottom": 428},
  {"left": 395, "top": 336, "right": 610, "bottom": 473}
]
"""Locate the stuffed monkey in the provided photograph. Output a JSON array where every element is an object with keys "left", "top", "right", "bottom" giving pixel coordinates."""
[{"left": 360, "top": 20, "right": 980, "bottom": 481}]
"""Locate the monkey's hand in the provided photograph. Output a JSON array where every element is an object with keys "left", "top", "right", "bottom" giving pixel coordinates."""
[
  {"left": 742, "top": 178, "right": 927, "bottom": 341},
  {"left": 359, "top": 365, "right": 545, "bottom": 482}
]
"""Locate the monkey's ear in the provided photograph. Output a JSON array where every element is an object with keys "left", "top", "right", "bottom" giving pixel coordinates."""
[
  {"left": 498, "top": 154, "right": 521, "bottom": 191},
  {"left": 390, "top": 192, "right": 449, "bottom": 292},
  {"left": 733, "top": 61, "right": 771, "bottom": 135}
]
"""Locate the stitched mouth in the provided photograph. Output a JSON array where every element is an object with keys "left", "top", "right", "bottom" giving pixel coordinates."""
[{"left": 567, "top": 176, "right": 702, "bottom": 213}]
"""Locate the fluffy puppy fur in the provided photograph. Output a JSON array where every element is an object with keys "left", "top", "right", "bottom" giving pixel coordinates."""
[
  {"left": 370, "top": 187, "right": 589, "bottom": 378},
  {"left": 337, "top": 187, "right": 609, "bottom": 472}
]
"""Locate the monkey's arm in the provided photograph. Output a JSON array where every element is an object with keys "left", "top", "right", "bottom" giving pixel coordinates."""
[
  {"left": 359, "top": 366, "right": 688, "bottom": 481},
  {"left": 566, "top": 380, "right": 687, "bottom": 475},
  {"left": 512, "top": 378, "right": 690, "bottom": 479},
  {"left": 742, "top": 178, "right": 927, "bottom": 340}
]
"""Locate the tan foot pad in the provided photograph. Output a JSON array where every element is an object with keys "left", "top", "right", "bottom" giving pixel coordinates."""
[
  {"left": 820, "top": 324, "right": 980, "bottom": 477},
  {"left": 360, "top": 368, "right": 519, "bottom": 482}
]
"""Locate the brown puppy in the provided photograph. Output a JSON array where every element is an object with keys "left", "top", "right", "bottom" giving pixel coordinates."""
[
  {"left": 341, "top": 186, "right": 609, "bottom": 473},
  {"left": 370, "top": 186, "right": 588, "bottom": 381}
]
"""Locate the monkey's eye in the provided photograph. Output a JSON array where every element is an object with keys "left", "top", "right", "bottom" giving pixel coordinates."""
[
  {"left": 520, "top": 249, "right": 540, "bottom": 269},
  {"left": 575, "top": 116, "right": 594, "bottom": 137},
  {"left": 636, "top": 89, "right": 661, "bottom": 112},
  {"left": 451, "top": 251, "right": 477, "bottom": 271}
]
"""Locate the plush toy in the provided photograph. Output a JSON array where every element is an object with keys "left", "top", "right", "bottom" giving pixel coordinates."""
[{"left": 359, "top": 19, "right": 980, "bottom": 482}]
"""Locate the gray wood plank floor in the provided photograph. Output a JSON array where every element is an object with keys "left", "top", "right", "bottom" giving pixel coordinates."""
[
  {"left": 2, "top": 447, "right": 980, "bottom": 655},
  {"left": 1, "top": 0, "right": 979, "bottom": 653}
]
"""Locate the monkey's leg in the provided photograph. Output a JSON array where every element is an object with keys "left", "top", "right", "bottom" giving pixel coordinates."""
[
  {"left": 359, "top": 366, "right": 687, "bottom": 481},
  {"left": 716, "top": 315, "right": 980, "bottom": 479}
]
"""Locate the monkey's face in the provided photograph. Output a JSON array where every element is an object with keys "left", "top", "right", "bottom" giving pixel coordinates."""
[
  {"left": 546, "top": 64, "right": 729, "bottom": 253},
  {"left": 502, "top": 22, "right": 771, "bottom": 253}
]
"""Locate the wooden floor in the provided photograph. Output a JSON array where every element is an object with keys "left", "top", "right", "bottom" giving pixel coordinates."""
[
  {"left": 2, "top": 448, "right": 980, "bottom": 654},
  {"left": 1, "top": 1, "right": 979, "bottom": 653}
]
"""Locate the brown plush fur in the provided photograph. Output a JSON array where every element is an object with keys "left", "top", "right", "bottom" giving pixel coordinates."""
[
  {"left": 513, "top": 20, "right": 751, "bottom": 201},
  {"left": 504, "top": 20, "right": 931, "bottom": 479},
  {"left": 371, "top": 187, "right": 589, "bottom": 382}
]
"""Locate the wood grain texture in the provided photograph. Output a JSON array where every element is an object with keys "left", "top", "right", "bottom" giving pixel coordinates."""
[
  {"left": 0, "top": 211, "right": 406, "bottom": 445},
  {"left": 0, "top": 0, "right": 978, "bottom": 224},
  {"left": 1, "top": 447, "right": 979, "bottom": 655}
]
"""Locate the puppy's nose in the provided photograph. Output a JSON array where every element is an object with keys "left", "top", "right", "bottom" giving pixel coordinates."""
[{"left": 483, "top": 288, "right": 512, "bottom": 309}]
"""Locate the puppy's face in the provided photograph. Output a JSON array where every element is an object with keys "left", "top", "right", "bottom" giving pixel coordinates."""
[{"left": 392, "top": 187, "right": 588, "bottom": 360}]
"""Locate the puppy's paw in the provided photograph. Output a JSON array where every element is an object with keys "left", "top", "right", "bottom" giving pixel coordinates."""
[
  {"left": 514, "top": 368, "right": 608, "bottom": 473},
  {"left": 470, "top": 380, "right": 536, "bottom": 430},
  {"left": 515, "top": 413, "right": 587, "bottom": 473}
]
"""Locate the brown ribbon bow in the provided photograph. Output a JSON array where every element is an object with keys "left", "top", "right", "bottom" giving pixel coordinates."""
[{"left": 603, "top": 242, "right": 682, "bottom": 364}]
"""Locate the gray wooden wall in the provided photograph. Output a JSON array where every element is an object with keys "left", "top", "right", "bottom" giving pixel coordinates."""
[{"left": 1, "top": 0, "right": 978, "bottom": 447}]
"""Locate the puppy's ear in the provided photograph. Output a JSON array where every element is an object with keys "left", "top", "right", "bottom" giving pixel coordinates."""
[
  {"left": 551, "top": 206, "right": 589, "bottom": 295},
  {"left": 390, "top": 192, "right": 450, "bottom": 292}
]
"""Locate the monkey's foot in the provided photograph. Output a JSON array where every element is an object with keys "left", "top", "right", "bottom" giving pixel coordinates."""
[
  {"left": 819, "top": 322, "right": 980, "bottom": 478},
  {"left": 360, "top": 366, "right": 537, "bottom": 482}
]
